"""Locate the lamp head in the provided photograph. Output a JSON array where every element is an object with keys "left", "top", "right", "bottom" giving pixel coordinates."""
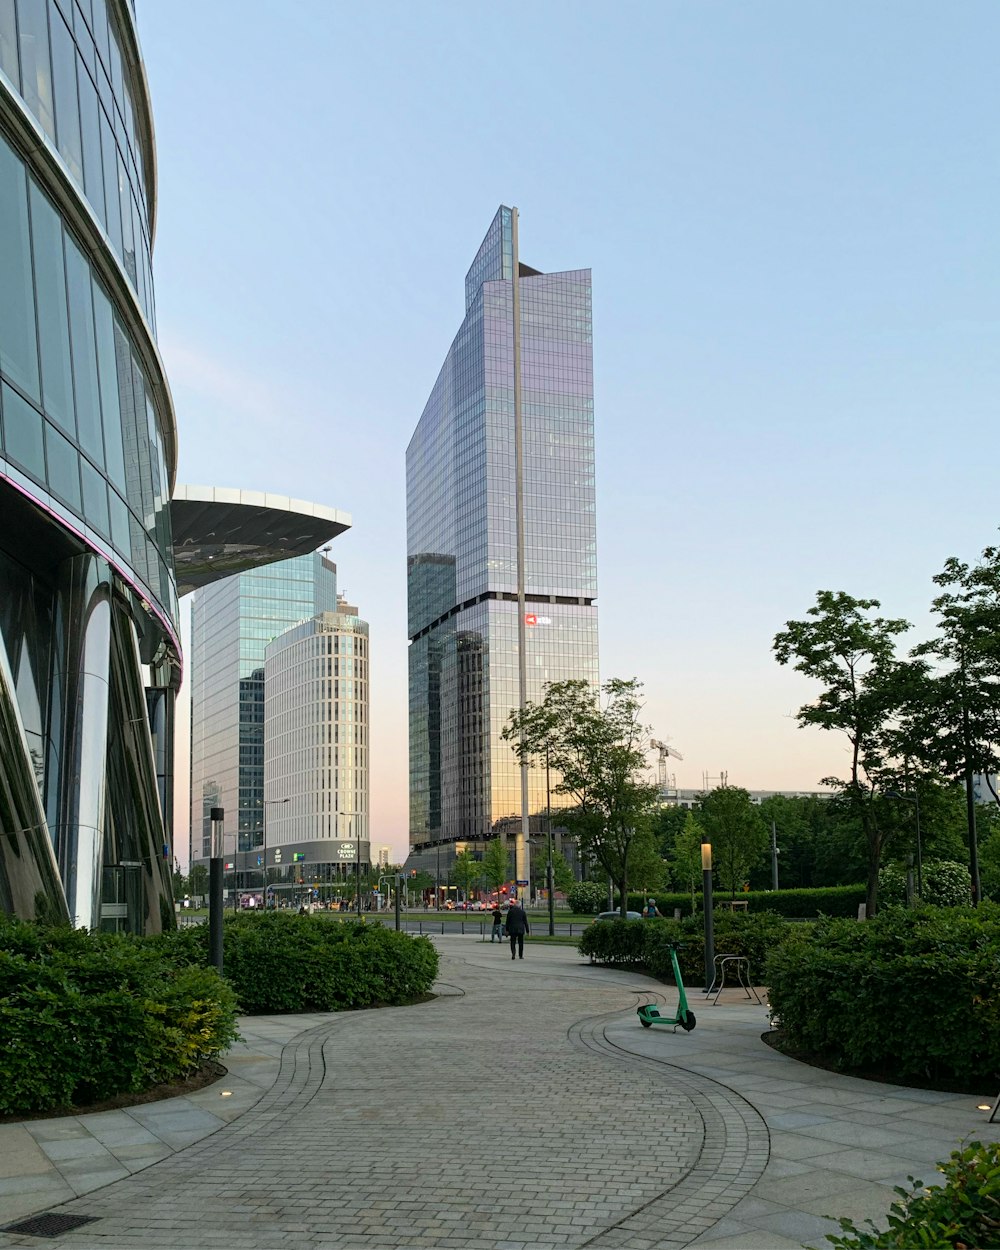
[{"left": 701, "top": 840, "right": 712, "bottom": 871}]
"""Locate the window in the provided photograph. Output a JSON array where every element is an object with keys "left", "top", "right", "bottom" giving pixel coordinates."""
[
  {"left": 29, "top": 182, "right": 75, "bottom": 433},
  {"left": 45, "top": 420, "right": 81, "bottom": 510},
  {"left": 1, "top": 382, "right": 45, "bottom": 479},
  {"left": 0, "top": 137, "right": 40, "bottom": 400}
]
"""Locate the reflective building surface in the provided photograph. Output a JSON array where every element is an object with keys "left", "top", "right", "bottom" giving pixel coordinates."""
[
  {"left": 189, "top": 552, "right": 345, "bottom": 885},
  {"left": 407, "top": 207, "right": 599, "bottom": 863},
  {"left": 263, "top": 598, "right": 370, "bottom": 889},
  {"left": 0, "top": 0, "right": 178, "bottom": 930}
]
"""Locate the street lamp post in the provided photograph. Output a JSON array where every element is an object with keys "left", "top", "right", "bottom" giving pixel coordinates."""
[
  {"left": 887, "top": 790, "right": 922, "bottom": 897},
  {"left": 701, "top": 836, "right": 714, "bottom": 992},
  {"left": 545, "top": 746, "right": 555, "bottom": 937},
  {"left": 261, "top": 798, "right": 289, "bottom": 906}
]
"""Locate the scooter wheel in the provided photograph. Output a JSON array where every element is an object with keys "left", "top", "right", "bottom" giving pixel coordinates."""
[
  {"left": 640, "top": 1018, "right": 652, "bottom": 1028},
  {"left": 681, "top": 1011, "right": 696, "bottom": 1032}
]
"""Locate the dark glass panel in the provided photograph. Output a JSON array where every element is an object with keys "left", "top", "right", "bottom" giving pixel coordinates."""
[
  {"left": 0, "top": 138, "right": 41, "bottom": 401},
  {"left": 17, "top": 0, "right": 55, "bottom": 139},
  {"left": 2, "top": 382, "right": 45, "bottom": 478},
  {"left": 44, "top": 420, "right": 81, "bottom": 510},
  {"left": 64, "top": 235, "right": 103, "bottom": 464},
  {"left": 77, "top": 56, "right": 105, "bottom": 221},
  {"left": 99, "top": 109, "right": 121, "bottom": 254},
  {"left": 108, "top": 487, "right": 129, "bottom": 556},
  {"left": 28, "top": 182, "right": 75, "bottom": 434},
  {"left": 80, "top": 456, "right": 109, "bottom": 536},
  {"left": 0, "top": 0, "right": 19, "bottom": 90},
  {"left": 92, "top": 281, "right": 125, "bottom": 490},
  {"left": 49, "top": 8, "right": 83, "bottom": 182}
]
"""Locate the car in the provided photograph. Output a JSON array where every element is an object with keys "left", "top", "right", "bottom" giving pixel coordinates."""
[{"left": 593, "top": 910, "right": 643, "bottom": 923}]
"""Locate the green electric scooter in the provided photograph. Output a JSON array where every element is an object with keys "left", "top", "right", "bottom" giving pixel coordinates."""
[{"left": 637, "top": 943, "right": 696, "bottom": 1032}]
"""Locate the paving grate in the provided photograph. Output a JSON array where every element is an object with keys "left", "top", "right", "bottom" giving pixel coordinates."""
[{"left": 2, "top": 1213, "right": 99, "bottom": 1238}]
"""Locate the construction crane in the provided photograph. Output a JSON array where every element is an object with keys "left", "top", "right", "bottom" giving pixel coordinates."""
[{"left": 650, "top": 739, "right": 684, "bottom": 790}]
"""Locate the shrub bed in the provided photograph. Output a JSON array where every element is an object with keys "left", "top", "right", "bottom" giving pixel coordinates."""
[
  {"left": 159, "top": 913, "right": 440, "bottom": 1014},
  {"left": 765, "top": 904, "right": 1000, "bottom": 1085},
  {"left": 0, "top": 917, "right": 238, "bottom": 1117},
  {"left": 626, "top": 884, "right": 866, "bottom": 918},
  {"left": 579, "top": 910, "right": 796, "bottom": 984}
]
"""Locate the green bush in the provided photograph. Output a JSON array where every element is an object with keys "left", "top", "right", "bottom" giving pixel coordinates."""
[
  {"left": 825, "top": 1140, "right": 1000, "bottom": 1249},
  {"left": 626, "top": 884, "right": 866, "bottom": 919},
  {"left": 578, "top": 917, "right": 647, "bottom": 965},
  {"left": 567, "top": 881, "right": 611, "bottom": 915},
  {"left": 0, "top": 916, "right": 238, "bottom": 1117},
  {"left": 879, "top": 860, "right": 972, "bottom": 909},
  {"left": 766, "top": 904, "right": 1000, "bottom": 1084},
  {"left": 161, "top": 912, "right": 439, "bottom": 1014},
  {"left": 580, "top": 910, "right": 795, "bottom": 985}
]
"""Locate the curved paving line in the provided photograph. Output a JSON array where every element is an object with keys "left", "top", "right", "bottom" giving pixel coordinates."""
[{"left": 568, "top": 1002, "right": 770, "bottom": 1250}]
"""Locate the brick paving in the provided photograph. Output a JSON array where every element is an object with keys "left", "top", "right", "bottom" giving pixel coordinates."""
[{"left": 0, "top": 939, "right": 767, "bottom": 1250}]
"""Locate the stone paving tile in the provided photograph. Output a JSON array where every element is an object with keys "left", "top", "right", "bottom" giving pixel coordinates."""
[{"left": 3, "top": 938, "right": 1000, "bottom": 1249}]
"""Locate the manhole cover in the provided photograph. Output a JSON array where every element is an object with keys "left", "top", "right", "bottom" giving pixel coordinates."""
[{"left": 3, "top": 1213, "right": 98, "bottom": 1238}]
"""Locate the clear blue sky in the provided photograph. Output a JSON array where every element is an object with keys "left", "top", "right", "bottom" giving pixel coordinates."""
[{"left": 138, "top": 2, "right": 1000, "bottom": 861}]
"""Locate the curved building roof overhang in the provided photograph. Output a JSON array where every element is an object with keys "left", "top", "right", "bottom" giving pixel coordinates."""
[{"left": 170, "top": 486, "right": 352, "bottom": 595}]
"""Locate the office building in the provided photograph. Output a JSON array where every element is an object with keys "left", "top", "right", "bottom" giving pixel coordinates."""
[
  {"left": 0, "top": 0, "right": 178, "bottom": 929},
  {"left": 406, "top": 206, "right": 598, "bottom": 888},
  {"left": 189, "top": 551, "right": 359, "bottom": 890},
  {"left": 262, "top": 596, "right": 370, "bottom": 894}
]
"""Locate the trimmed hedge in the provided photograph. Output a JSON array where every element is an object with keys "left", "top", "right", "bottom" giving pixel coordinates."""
[
  {"left": 765, "top": 904, "right": 1000, "bottom": 1084},
  {"left": 159, "top": 912, "right": 440, "bottom": 1014},
  {"left": 626, "top": 884, "right": 866, "bottom": 919},
  {"left": 579, "top": 910, "right": 796, "bottom": 984},
  {"left": 0, "top": 917, "right": 238, "bottom": 1117}
]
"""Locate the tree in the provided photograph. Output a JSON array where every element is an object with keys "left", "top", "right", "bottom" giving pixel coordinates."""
[
  {"left": 188, "top": 863, "right": 208, "bottom": 899},
  {"left": 903, "top": 545, "right": 1000, "bottom": 903},
  {"left": 774, "top": 591, "right": 918, "bottom": 915},
  {"left": 503, "top": 678, "right": 661, "bottom": 918},
  {"left": 171, "top": 859, "right": 185, "bottom": 899},
  {"left": 482, "top": 836, "right": 511, "bottom": 897},
  {"left": 626, "top": 827, "right": 668, "bottom": 895},
  {"left": 699, "top": 786, "right": 768, "bottom": 897},
  {"left": 672, "top": 811, "right": 705, "bottom": 908},
  {"left": 451, "top": 850, "right": 482, "bottom": 902}
]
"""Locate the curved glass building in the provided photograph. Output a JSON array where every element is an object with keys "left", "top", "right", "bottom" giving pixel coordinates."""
[{"left": 0, "top": 0, "right": 177, "bottom": 931}]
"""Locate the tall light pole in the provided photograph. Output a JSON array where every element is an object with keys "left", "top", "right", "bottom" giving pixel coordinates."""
[
  {"left": 770, "top": 820, "right": 779, "bottom": 891},
  {"left": 261, "top": 798, "right": 289, "bottom": 905},
  {"left": 545, "top": 746, "right": 555, "bottom": 937},
  {"left": 701, "top": 836, "right": 714, "bottom": 992},
  {"left": 886, "top": 790, "right": 922, "bottom": 897}
]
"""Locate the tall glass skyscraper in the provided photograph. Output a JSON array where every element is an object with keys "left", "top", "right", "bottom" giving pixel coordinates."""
[{"left": 407, "top": 207, "right": 599, "bottom": 880}]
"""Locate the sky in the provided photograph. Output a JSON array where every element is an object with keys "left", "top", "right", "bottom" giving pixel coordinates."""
[{"left": 136, "top": 2, "right": 1000, "bottom": 864}]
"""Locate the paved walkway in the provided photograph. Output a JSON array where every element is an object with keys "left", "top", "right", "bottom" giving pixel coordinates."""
[{"left": 1, "top": 934, "right": 997, "bottom": 1249}]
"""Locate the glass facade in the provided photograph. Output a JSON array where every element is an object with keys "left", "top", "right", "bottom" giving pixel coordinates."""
[
  {"left": 0, "top": 0, "right": 177, "bottom": 932},
  {"left": 407, "top": 207, "right": 599, "bottom": 848},
  {"left": 264, "top": 604, "right": 370, "bottom": 852},
  {"left": 189, "top": 553, "right": 339, "bottom": 867},
  {"left": 0, "top": 0, "right": 156, "bottom": 327}
]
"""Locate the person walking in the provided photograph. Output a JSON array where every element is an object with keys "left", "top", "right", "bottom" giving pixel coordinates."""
[
  {"left": 490, "top": 903, "right": 504, "bottom": 943},
  {"left": 644, "top": 897, "right": 663, "bottom": 918},
  {"left": 505, "top": 897, "right": 529, "bottom": 960}
]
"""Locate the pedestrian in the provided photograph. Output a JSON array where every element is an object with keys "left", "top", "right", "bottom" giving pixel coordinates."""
[
  {"left": 505, "top": 897, "right": 529, "bottom": 959},
  {"left": 644, "top": 897, "right": 663, "bottom": 918},
  {"left": 490, "top": 903, "right": 503, "bottom": 943}
]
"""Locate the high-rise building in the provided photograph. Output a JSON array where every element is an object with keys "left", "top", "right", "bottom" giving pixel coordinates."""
[
  {"left": 406, "top": 206, "right": 599, "bottom": 888},
  {"left": 263, "top": 596, "right": 370, "bottom": 891},
  {"left": 0, "top": 0, "right": 178, "bottom": 929},
  {"left": 189, "top": 552, "right": 341, "bottom": 883},
  {"left": 0, "top": 6, "right": 352, "bottom": 931}
]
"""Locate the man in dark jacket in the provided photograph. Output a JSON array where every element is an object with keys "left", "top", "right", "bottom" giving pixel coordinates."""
[{"left": 505, "top": 899, "right": 529, "bottom": 960}]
